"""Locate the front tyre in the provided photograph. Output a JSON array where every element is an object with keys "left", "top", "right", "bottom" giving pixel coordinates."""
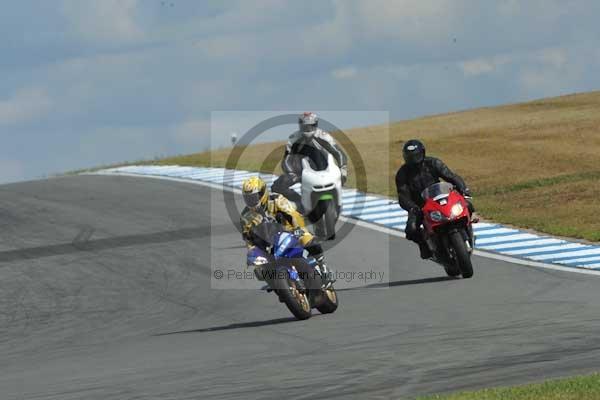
[
  {"left": 443, "top": 263, "right": 461, "bottom": 278},
  {"left": 314, "top": 200, "right": 338, "bottom": 240},
  {"left": 324, "top": 200, "right": 338, "bottom": 240},
  {"left": 273, "top": 276, "right": 312, "bottom": 320},
  {"left": 449, "top": 231, "right": 474, "bottom": 279}
]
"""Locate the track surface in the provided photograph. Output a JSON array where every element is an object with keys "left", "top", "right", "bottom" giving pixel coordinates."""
[{"left": 1, "top": 175, "right": 599, "bottom": 399}]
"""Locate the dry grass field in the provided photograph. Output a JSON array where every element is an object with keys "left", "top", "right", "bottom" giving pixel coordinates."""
[{"left": 150, "top": 91, "right": 600, "bottom": 241}]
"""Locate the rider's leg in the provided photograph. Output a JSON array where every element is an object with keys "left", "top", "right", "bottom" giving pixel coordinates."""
[
  {"left": 405, "top": 209, "right": 432, "bottom": 259},
  {"left": 305, "top": 241, "right": 334, "bottom": 285},
  {"left": 272, "top": 174, "right": 303, "bottom": 213}
]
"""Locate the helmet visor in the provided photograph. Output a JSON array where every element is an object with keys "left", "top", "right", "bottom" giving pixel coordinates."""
[
  {"left": 243, "top": 188, "right": 265, "bottom": 208},
  {"left": 403, "top": 149, "right": 424, "bottom": 165},
  {"left": 300, "top": 123, "right": 317, "bottom": 133}
]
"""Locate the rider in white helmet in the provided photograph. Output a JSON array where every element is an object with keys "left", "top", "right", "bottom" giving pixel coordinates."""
[{"left": 272, "top": 112, "right": 348, "bottom": 212}]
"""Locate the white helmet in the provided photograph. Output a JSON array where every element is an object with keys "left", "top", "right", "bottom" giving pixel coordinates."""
[{"left": 299, "top": 112, "right": 318, "bottom": 138}]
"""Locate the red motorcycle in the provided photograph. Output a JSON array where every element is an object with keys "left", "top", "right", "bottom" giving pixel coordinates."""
[{"left": 421, "top": 182, "right": 474, "bottom": 278}]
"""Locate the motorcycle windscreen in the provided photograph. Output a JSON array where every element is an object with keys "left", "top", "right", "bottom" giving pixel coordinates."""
[
  {"left": 249, "top": 220, "right": 285, "bottom": 251},
  {"left": 421, "top": 182, "right": 454, "bottom": 201}
]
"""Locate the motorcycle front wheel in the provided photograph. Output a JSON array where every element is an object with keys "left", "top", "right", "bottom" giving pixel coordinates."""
[
  {"left": 449, "top": 231, "right": 474, "bottom": 279},
  {"left": 443, "top": 263, "right": 461, "bottom": 278},
  {"left": 273, "top": 276, "right": 312, "bottom": 320},
  {"left": 312, "top": 199, "right": 338, "bottom": 240}
]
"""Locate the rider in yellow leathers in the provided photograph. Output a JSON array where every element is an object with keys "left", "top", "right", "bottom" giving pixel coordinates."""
[{"left": 240, "top": 176, "right": 332, "bottom": 285}]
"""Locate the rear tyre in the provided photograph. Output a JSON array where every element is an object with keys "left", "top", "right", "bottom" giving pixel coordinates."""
[
  {"left": 449, "top": 231, "right": 474, "bottom": 279},
  {"left": 273, "top": 277, "right": 312, "bottom": 320},
  {"left": 316, "top": 286, "right": 338, "bottom": 314}
]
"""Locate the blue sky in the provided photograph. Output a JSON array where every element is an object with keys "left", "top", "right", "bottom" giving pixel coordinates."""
[{"left": 2, "top": 0, "right": 600, "bottom": 183}]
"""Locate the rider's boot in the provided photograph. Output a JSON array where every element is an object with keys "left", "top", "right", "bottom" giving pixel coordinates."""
[
  {"left": 316, "top": 255, "right": 335, "bottom": 287},
  {"left": 418, "top": 240, "right": 433, "bottom": 260}
]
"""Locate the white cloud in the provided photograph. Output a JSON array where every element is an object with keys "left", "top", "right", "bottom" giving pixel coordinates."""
[
  {"left": 459, "top": 55, "right": 512, "bottom": 77},
  {"left": 189, "top": 0, "right": 462, "bottom": 69},
  {"left": 188, "top": 0, "right": 291, "bottom": 35},
  {"left": 519, "top": 69, "right": 563, "bottom": 96},
  {"left": 0, "top": 87, "right": 52, "bottom": 126},
  {"left": 4, "top": 0, "right": 600, "bottom": 183},
  {"left": 459, "top": 59, "right": 495, "bottom": 76},
  {"left": 336, "top": 0, "right": 460, "bottom": 41},
  {"left": 518, "top": 47, "right": 586, "bottom": 97},
  {"left": 61, "top": 0, "right": 142, "bottom": 43},
  {"left": 539, "top": 48, "right": 568, "bottom": 70},
  {"left": 331, "top": 66, "right": 358, "bottom": 80},
  {"left": 195, "top": 34, "right": 256, "bottom": 61}
]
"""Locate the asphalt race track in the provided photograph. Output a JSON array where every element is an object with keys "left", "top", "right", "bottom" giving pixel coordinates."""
[{"left": 1, "top": 175, "right": 600, "bottom": 400}]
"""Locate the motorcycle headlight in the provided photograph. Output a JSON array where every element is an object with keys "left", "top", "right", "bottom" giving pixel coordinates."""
[
  {"left": 429, "top": 211, "right": 443, "bottom": 222},
  {"left": 450, "top": 203, "right": 464, "bottom": 218}
]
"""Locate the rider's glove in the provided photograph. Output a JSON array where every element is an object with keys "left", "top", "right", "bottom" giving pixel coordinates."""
[
  {"left": 289, "top": 173, "right": 301, "bottom": 185},
  {"left": 293, "top": 228, "right": 305, "bottom": 237},
  {"left": 462, "top": 187, "right": 472, "bottom": 198},
  {"left": 340, "top": 166, "right": 348, "bottom": 185}
]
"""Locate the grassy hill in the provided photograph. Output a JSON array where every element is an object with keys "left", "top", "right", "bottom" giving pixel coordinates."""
[{"left": 150, "top": 91, "right": 600, "bottom": 241}]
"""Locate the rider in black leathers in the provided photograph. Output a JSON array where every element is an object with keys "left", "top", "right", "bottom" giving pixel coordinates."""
[{"left": 395, "top": 139, "right": 474, "bottom": 259}]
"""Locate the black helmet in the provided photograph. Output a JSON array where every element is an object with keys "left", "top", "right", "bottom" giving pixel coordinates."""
[{"left": 402, "top": 139, "right": 426, "bottom": 166}]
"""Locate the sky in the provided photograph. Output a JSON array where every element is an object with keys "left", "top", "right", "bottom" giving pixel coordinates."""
[{"left": 2, "top": 0, "right": 600, "bottom": 183}]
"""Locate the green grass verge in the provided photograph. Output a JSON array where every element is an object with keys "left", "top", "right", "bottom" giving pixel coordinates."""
[{"left": 417, "top": 373, "right": 600, "bottom": 400}]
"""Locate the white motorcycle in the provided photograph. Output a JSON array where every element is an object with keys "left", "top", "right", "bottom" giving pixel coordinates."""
[{"left": 300, "top": 153, "right": 343, "bottom": 240}]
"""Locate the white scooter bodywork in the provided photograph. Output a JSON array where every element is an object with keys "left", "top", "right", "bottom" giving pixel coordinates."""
[{"left": 300, "top": 153, "right": 343, "bottom": 239}]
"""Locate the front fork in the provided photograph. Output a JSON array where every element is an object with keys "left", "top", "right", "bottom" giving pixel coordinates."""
[
  {"left": 430, "top": 226, "right": 474, "bottom": 261},
  {"left": 452, "top": 227, "right": 474, "bottom": 255},
  {"left": 465, "top": 224, "right": 475, "bottom": 253}
]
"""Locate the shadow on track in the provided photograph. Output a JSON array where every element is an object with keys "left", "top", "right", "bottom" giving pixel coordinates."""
[
  {"left": 155, "top": 317, "right": 299, "bottom": 336},
  {"left": 0, "top": 224, "right": 233, "bottom": 264},
  {"left": 338, "top": 276, "right": 456, "bottom": 291}
]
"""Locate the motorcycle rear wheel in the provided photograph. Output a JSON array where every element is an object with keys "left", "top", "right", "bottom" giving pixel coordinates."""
[{"left": 316, "top": 286, "right": 338, "bottom": 314}]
